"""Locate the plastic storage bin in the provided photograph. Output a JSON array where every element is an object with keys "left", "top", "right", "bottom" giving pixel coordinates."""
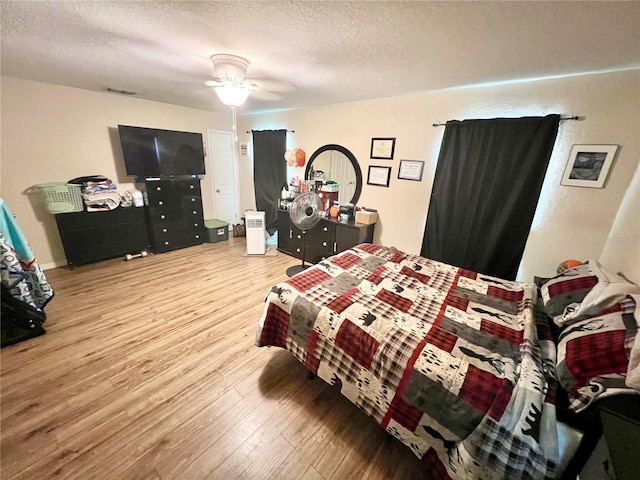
[
  {"left": 204, "top": 219, "right": 229, "bottom": 243},
  {"left": 36, "top": 183, "right": 84, "bottom": 214}
]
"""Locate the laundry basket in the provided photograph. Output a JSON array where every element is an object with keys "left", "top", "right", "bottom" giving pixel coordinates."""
[{"left": 36, "top": 182, "right": 84, "bottom": 214}]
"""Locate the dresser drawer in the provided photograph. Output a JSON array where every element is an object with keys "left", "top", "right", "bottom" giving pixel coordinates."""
[
  {"left": 152, "top": 228, "right": 204, "bottom": 252},
  {"left": 56, "top": 207, "right": 146, "bottom": 231}
]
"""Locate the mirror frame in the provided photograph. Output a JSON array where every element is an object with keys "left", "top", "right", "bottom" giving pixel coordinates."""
[{"left": 304, "top": 144, "right": 363, "bottom": 205}]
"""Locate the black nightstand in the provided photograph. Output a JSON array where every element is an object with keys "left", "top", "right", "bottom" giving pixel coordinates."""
[{"left": 598, "top": 395, "right": 640, "bottom": 480}]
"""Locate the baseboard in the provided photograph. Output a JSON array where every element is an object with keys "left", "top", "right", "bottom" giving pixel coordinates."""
[{"left": 40, "top": 260, "right": 67, "bottom": 270}]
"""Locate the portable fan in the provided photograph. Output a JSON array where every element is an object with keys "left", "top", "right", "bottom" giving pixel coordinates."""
[{"left": 286, "top": 192, "right": 323, "bottom": 277}]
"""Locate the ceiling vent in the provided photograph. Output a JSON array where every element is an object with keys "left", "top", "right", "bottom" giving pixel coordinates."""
[{"left": 105, "top": 87, "right": 138, "bottom": 95}]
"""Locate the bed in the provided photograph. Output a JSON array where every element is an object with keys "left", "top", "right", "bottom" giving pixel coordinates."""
[{"left": 256, "top": 244, "right": 640, "bottom": 479}]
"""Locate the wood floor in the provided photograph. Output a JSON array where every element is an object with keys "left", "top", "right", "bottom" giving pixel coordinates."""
[{"left": 1, "top": 237, "right": 427, "bottom": 479}]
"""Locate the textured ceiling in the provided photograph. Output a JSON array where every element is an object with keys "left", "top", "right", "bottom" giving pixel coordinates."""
[{"left": 2, "top": 1, "right": 639, "bottom": 114}]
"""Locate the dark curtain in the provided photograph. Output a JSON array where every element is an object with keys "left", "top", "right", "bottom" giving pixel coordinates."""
[
  {"left": 252, "top": 129, "right": 287, "bottom": 235},
  {"left": 421, "top": 115, "right": 560, "bottom": 280}
]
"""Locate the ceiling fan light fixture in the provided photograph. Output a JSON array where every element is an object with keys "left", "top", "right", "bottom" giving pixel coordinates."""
[
  {"left": 210, "top": 54, "right": 249, "bottom": 83},
  {"left": 214, "top": 83, "right": 251, "bottom": 106}
]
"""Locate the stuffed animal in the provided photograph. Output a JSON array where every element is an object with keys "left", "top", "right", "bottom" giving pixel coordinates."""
[{"left": 556, "top": 259, "right": 582, "bottom": 274}]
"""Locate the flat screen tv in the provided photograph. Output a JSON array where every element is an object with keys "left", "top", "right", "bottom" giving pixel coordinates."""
[{"left": 118, "top": 125, "right": 206, "bottom": 177}]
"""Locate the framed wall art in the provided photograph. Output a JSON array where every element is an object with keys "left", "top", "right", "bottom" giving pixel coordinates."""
[
  {"left": 561, "top": 144, "right": 618, "bottom": 188},
  {"left": 398, "top": 160, "right": 425, "bottom": 181},
  {"left": 370, "top": 137, "right": 396, "bottom": 160},
  {"left": 367, "top": 166, "right": 392, "bottom": 187}
]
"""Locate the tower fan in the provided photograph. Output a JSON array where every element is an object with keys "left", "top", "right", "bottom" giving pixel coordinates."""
[{"left": 287, "top": 192, "right": 323, "bottom": 277}]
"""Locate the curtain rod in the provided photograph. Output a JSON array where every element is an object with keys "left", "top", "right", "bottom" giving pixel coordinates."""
[
  {"left": 246, "top": 129, "right": 295, "bottom": 133},
  {"left": 432, "top": 116, "right": 579, "bottom": 127}
]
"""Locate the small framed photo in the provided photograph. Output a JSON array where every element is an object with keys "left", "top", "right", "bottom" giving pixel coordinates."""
[
  {"left": 398, "top": 160, "right": 425, "bottom": 181},
  {"left": 561, "top": 144, "right": 619, "bottom": 188},
  {"left": 367, "top": 165, "right": 392, "bottom": 187},
  {"left": 370, "top": 137, "right": 396, "bottom": 160}
]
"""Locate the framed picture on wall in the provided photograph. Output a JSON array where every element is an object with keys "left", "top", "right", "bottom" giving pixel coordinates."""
[
  {"left": 370, "top": 138, "right": 396, "bottom": 160},
  {"left": 561, "top": 144, "right": 619, "bottom": 188},
  {"left": 398, "top": 160, "right": 425, "bottom": 181},
  {"left": 367, "top": 166, "right": 392, "bottom": 187}
]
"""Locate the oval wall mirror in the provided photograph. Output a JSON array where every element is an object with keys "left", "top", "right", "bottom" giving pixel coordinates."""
[{"left": 304, "top": 144, "right": 363, "bottom": 205}]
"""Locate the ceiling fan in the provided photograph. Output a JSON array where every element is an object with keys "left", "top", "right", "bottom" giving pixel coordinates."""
[{"left": 205, "top": 53, "right": 289, "bottom": 106}]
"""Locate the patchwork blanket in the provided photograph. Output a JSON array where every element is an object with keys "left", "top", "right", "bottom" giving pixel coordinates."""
[{"left": 257, "top": 244, "right": 563, "bottom": 479}]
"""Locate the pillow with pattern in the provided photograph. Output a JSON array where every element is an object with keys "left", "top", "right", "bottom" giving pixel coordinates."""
[
  {"left": 540, "top": 262, "right": 598, "bottom": 318},
  {"left": 556, "top": 296, "right": 638, "bottom": 412},
  {"left": 541, "top": 259, "right": 639, "bottom": 327}
]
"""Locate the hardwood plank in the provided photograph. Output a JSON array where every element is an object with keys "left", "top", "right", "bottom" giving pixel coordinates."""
[
  {"left": 32, "top": 365, "right": 234, "bottom": 479},
  {"left": 299, "top": 465, "right": 326, "bottom": 480},
  {"left": 172, "top": 366, "right": 313, "bottom": 479},
  {"left": 232, "top": 433, "right": 296, "bottom": 480},
  {"left": 1, "top": 239, "right": 427, "bottom": 479},
  {"left": 9, "top": 411, "right": 132, "bottom": 480},
  {"left": 270, "top": 389, "right": 342, "bottom": 480},
  {"left": 330, "top": 417, "right": 392, "bottom": 479}
]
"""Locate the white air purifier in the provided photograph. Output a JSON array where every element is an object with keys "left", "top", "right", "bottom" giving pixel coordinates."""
[{"left": 245, "top": 211, "right": 266, "bottom": 255}]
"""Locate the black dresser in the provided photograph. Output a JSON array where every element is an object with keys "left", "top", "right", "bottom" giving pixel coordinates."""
[
  {"left": 277, "top": 208, "right": 375, "bottom": 263},
  {"left": 55, "top": 207, "right": 149, "bottom": 268},
  {"left": 138, "top": 177, "right": 205, "bottom": 253}
]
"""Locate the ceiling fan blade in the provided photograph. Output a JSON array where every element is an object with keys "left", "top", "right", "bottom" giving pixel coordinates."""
[
  {"left": 250, "top": 90, "right": 283, "bottom": 101},
  {"left": 247, "top": 78, "right": 297, "bottom": 93}
]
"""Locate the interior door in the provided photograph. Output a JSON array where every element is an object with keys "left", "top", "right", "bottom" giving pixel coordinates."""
[{"left": 207, "top": 130, "right": 239, "bottom": 225}]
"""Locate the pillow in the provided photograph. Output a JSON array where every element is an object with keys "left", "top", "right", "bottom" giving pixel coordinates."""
[
  {"left": 541, "top": 259, "right": 640, "bottom": 327},
  {"left": 559, "top": 261, "right": 640, "bottom": 327},
  {"left": 556, "top": 296, "right": 638, "bottom": 413},
  {"left": 540, "top": 262, "right": 598, "bottom": 318}
]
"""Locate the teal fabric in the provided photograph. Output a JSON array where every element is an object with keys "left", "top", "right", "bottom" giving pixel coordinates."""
[{"left": 0, "top": 198, "right": 35, "bottom": 264}]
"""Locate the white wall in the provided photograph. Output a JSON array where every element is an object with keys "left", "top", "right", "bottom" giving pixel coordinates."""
[
  {"left": 1, "top": 76, "right": 231, "bottom": 268},
  {"left": 3, "top": 71, "right": 637, "bottom": 281},
  {"left": 237, "top": 69, "right": 640, "bottom": 282},
  {"left": 600, "top": 160, "right": 640, "bottom": 283}
]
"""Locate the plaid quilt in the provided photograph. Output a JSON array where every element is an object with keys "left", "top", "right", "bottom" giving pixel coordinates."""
[{"left": 257, "top": 244, "right": 561, "bottom": 479}]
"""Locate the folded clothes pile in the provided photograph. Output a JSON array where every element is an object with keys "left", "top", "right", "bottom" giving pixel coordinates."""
[
  {"left": 83, "top": 191, "right": 121, "bottom": 212},
  {"left": 69, "top": 175, "right": 121, "bottom": 212}
]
